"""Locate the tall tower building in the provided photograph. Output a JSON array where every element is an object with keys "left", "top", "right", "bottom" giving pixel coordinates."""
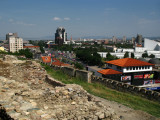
[
  {"left": 135, "top": 34, "right": 143, "bottom": 45},
  {"left": 112, "top": 36, "right": 117, "bottom": 43},
  {"left": 7, "top": 33, "right": 23, "bottom": 52},
  {"left": 122, "top": 36, "right": 126, "bottom": 43},
  {"left": 131, "top": 37, "right": 136, "bottom": 44},
  {"left": 55, "top": 27, "right": 67, "bottom": 45}
]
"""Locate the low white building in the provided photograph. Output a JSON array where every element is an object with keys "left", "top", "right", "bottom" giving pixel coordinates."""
[
  {"left": 135, "top": 47, "right": 146, "bottom": 53},
  {"left": 98, "top": 52, "right": 143, "bottom": 59},
  {"left": 98, "top": 58, "right": 155, "bottom": 86},
  {"left": 98, "top": 38, "right": 160, "bottom": 59},
  {"left": 144, "top": 38, "right": 160, "bottom": 51}
]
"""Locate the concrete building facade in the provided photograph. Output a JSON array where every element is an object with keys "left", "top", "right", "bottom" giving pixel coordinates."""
[
  {"left": 8, "top": 35, "right": 23, "bottom": 53},
  {"left": 55, "top": 27, "right": 67, "bottom": 45},
  {"left": 6, "top": 33, "right": 18, "bottom": 40}
]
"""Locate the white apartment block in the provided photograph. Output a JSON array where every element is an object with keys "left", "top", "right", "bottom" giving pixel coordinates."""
[{"left": 9, "top": 36, "right": 23, "bottom": 52}]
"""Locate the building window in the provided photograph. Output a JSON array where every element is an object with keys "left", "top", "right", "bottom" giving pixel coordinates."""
[
  {"left": 108, "top": 64, "right": 112, "bottom": 67},
  {"left": 129, "top": 67, "right": 131, "bottom": 70},
  {"left": 117, "top": 66, "right": 122, "bottom": 70},
  {"left": 142, "top": 66, "right": 144, "bottom": 69},
  {"left": 133, "top": 67, "right": 135, "bottom": 70},
  {"left": 139, "top": 66, "right": 141, "bottom": 70},
  {"left": 136, "top": 66, "right": 138, "bottom": 70},
  {"left": 145, "top": 66, "right": 147, "bottom": 69},
  {"left": 126, "top": 67, "right": 129, "bottom": 70},
  {"left": 148, "top": 66, "right": 150, "bottom": 69}
]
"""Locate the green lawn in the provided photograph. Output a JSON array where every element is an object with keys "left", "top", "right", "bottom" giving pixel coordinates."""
[{"left": 41, "top": 63, "right": 160, "bottom": 118}]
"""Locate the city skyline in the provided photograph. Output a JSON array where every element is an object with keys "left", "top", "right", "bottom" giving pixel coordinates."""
[{"left": 0, "top": 0, "right": 160, "bottom": 39}]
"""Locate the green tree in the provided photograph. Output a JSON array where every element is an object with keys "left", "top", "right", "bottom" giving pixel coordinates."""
[
  {"left": 142, "top": 53, "right": 148, "bottom": 58},
  {"left": 131, "top": 52, "right": 135, "bottom": 58},
  {"left": 74, "top": 62, "right": 84, "bottom": 70},
  {"left": 106, "top": 52, "right": 118, "bottom": 61},
  {"left": 40, "top": 46, "right": 45, "bottom": 53},
  {"left": 124, "top": 52, "right": 129, "bottom": 58},
  {"left": 19, "top": 49, "right": 33, "bottom": 59},
  {"left": 149, "top": 54, "right": 155, "bottom": 58}
]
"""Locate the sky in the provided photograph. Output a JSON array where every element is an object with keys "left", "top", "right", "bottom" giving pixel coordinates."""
[{"left": 0, "top": 0, "right": 160, "bottom": 39}]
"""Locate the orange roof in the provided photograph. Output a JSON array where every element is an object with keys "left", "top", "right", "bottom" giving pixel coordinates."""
[
  {"left": 61, "top": 63, "right": 70, "bottom": 66},
  {"left": 52, "top": 61, "right": 62, "bottom": 66},
  {"left": 106, "top": 58, "right": 154, "bottom": 67},
  {"left": 53, "top": 58, "right": 59, "bottom": 61},
  {"left": 52, "top": 59, "right": 70, "bottom": 67},
  {"left": 98, "top": 69, "right": 122, "bottom": 75},
  {"left": 41, "top": 56, "right": 51, "bottom": 63},
  {"left": 23, "top": 46, "right": 39, "bottom": 48},
  {"left": 136, "top": 45, "right": 142, "bottom": 47}
]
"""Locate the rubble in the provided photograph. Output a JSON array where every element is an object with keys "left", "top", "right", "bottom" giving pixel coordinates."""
[{"left": 0, "top": 55, "right": 119, "bottom": 120}]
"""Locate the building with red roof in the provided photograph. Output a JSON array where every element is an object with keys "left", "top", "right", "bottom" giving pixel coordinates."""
[
  {"left": 98, "top": 69, "right": 122, "bottom": 75},
  {"left": 52, "top": 57, "right": 70, "bottom": 67},
  {"left": 41, "top": 56, "right": 51, "bottom": 63},
  {"left": 98, "top": 58, "right": 155, "bottom": 86}
]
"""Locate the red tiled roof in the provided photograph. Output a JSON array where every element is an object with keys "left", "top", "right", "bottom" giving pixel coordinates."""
[
  {"left": 23, "top": 46, "right": 40, "bottom": 48},
  {"left": 53, "top": 58, "right": 59, "bottom": 61},
  {"left": 41, "top": 56, "right": 51, "bottom": 63},
  {"left": 52, "top": 61, "right": 63, "bottom": 66},
  {"left": 98, "top": 69, "right": 122, "bottom": 75},
  {"left": 105, "top": 58, "right": 154, "bottom": 67},
  {"left": 52, "top": 59, "right": 70, "bottom": 67},
  {"left": 61, "top": 63, "right": 70, "bottom": 66}
]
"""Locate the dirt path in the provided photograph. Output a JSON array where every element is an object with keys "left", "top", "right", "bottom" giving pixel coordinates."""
[{"left": 93, "top": 96, "right": 160, "bottom": 120}]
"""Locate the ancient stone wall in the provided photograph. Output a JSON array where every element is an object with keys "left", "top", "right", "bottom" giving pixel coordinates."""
[
  {"left": 91, "top": 75, "right": 160, "bottom": 103},
  {"left": 75, "top": 69, "right": 92, "bottom": 83},
  {"left": 48, "top": 64, "right": 93, "bottom": 83},
  {"left": 61, "top": 66, "right": 75, "bottom": 77},
  {"left": 41, "top": 62, "right": 160, "bottom": 103},
  {"left": 45, "top": 75, "right": 65, "bottom": 87}
]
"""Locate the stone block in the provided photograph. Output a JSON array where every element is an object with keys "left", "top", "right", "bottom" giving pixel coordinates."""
[{"left": 75, "top": 70, "right": 93, "bottom": 83}]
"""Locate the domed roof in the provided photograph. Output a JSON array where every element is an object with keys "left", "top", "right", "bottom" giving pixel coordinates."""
[
  {"left": 138, "top": 58, "right": 148, "bottom": 62},
  {"left": 149, "top": 58, "right": 160, "bottom": 64}
]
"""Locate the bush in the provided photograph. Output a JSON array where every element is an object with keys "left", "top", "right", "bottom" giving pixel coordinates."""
[
  {"left": 142, "top": 53, "right": 148, "bottom": 58},
  {"left": 149, "top": 54, "right": 155, "bottom": 58},
  {"left": 74, "top": 62, "right": 84, "bottom": 70},
  {"left": 124, "top": 52, "right": 129, "bottom": 58}
]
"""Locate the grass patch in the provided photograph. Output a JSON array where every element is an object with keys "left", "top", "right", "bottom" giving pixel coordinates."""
[{"left": 41, "top": 63, "right": 160, "bottom": 118}]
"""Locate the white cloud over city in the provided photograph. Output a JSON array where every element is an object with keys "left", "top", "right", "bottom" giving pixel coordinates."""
[
  {"left": 64, "top": 17, "right": 70, "bottom": 21},
  {"left": 8, "top": 18, "right": 35, "bottom": 26},
  {"left": 53, "top": 17, "right": 71, "bottom": 21},
  {"left": 53, "top": 17, "right": 61, "bottom": 21}
]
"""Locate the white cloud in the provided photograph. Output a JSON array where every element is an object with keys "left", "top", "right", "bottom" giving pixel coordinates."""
[
  {"left": 9, "top": 19, "right": 14, "bottom": 22},
  {"left": 64, "top": 17, "right": 70, "bottom": 21},
  {"left": 8, "top": 19, "right": 35, "bottom": 26},
  {"left": 15, "top": 21, "right": 35, "bottom": 26},
  {"left": 138, "top": 18, "right": 155, "bottom": 24},
  {"left": 53, "top": 17, "right": 61, "bottom": 21}
]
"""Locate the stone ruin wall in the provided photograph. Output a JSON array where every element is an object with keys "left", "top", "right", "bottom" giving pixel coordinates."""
[
  {"left": 91, "top": 75, "right": 160, "bottom": 103},
  {"left": 42, "top": 62, "right": 160, "bottom": 103}
]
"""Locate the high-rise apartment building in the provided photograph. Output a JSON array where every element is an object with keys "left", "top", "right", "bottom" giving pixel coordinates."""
[
  {"left": 55, "top": 27, "right": 67, "bottom": 45},
  {"left": 135, "top": 34, "right": 143, "bottom": 45},
  {"left": 112, "top": 36, "right": 117, "bottom": 43},
  {"left": 122, "top": 36, "right": 126, "bottom": 43},
  {"left": 131, "top": 37, "right": 136, "bottom": 44},
  {"left": 6, "top": 33, "right": 18, "bottom": 40},
  {"left": 7, "top": 33, "right": 23, "bottom": 52}
]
